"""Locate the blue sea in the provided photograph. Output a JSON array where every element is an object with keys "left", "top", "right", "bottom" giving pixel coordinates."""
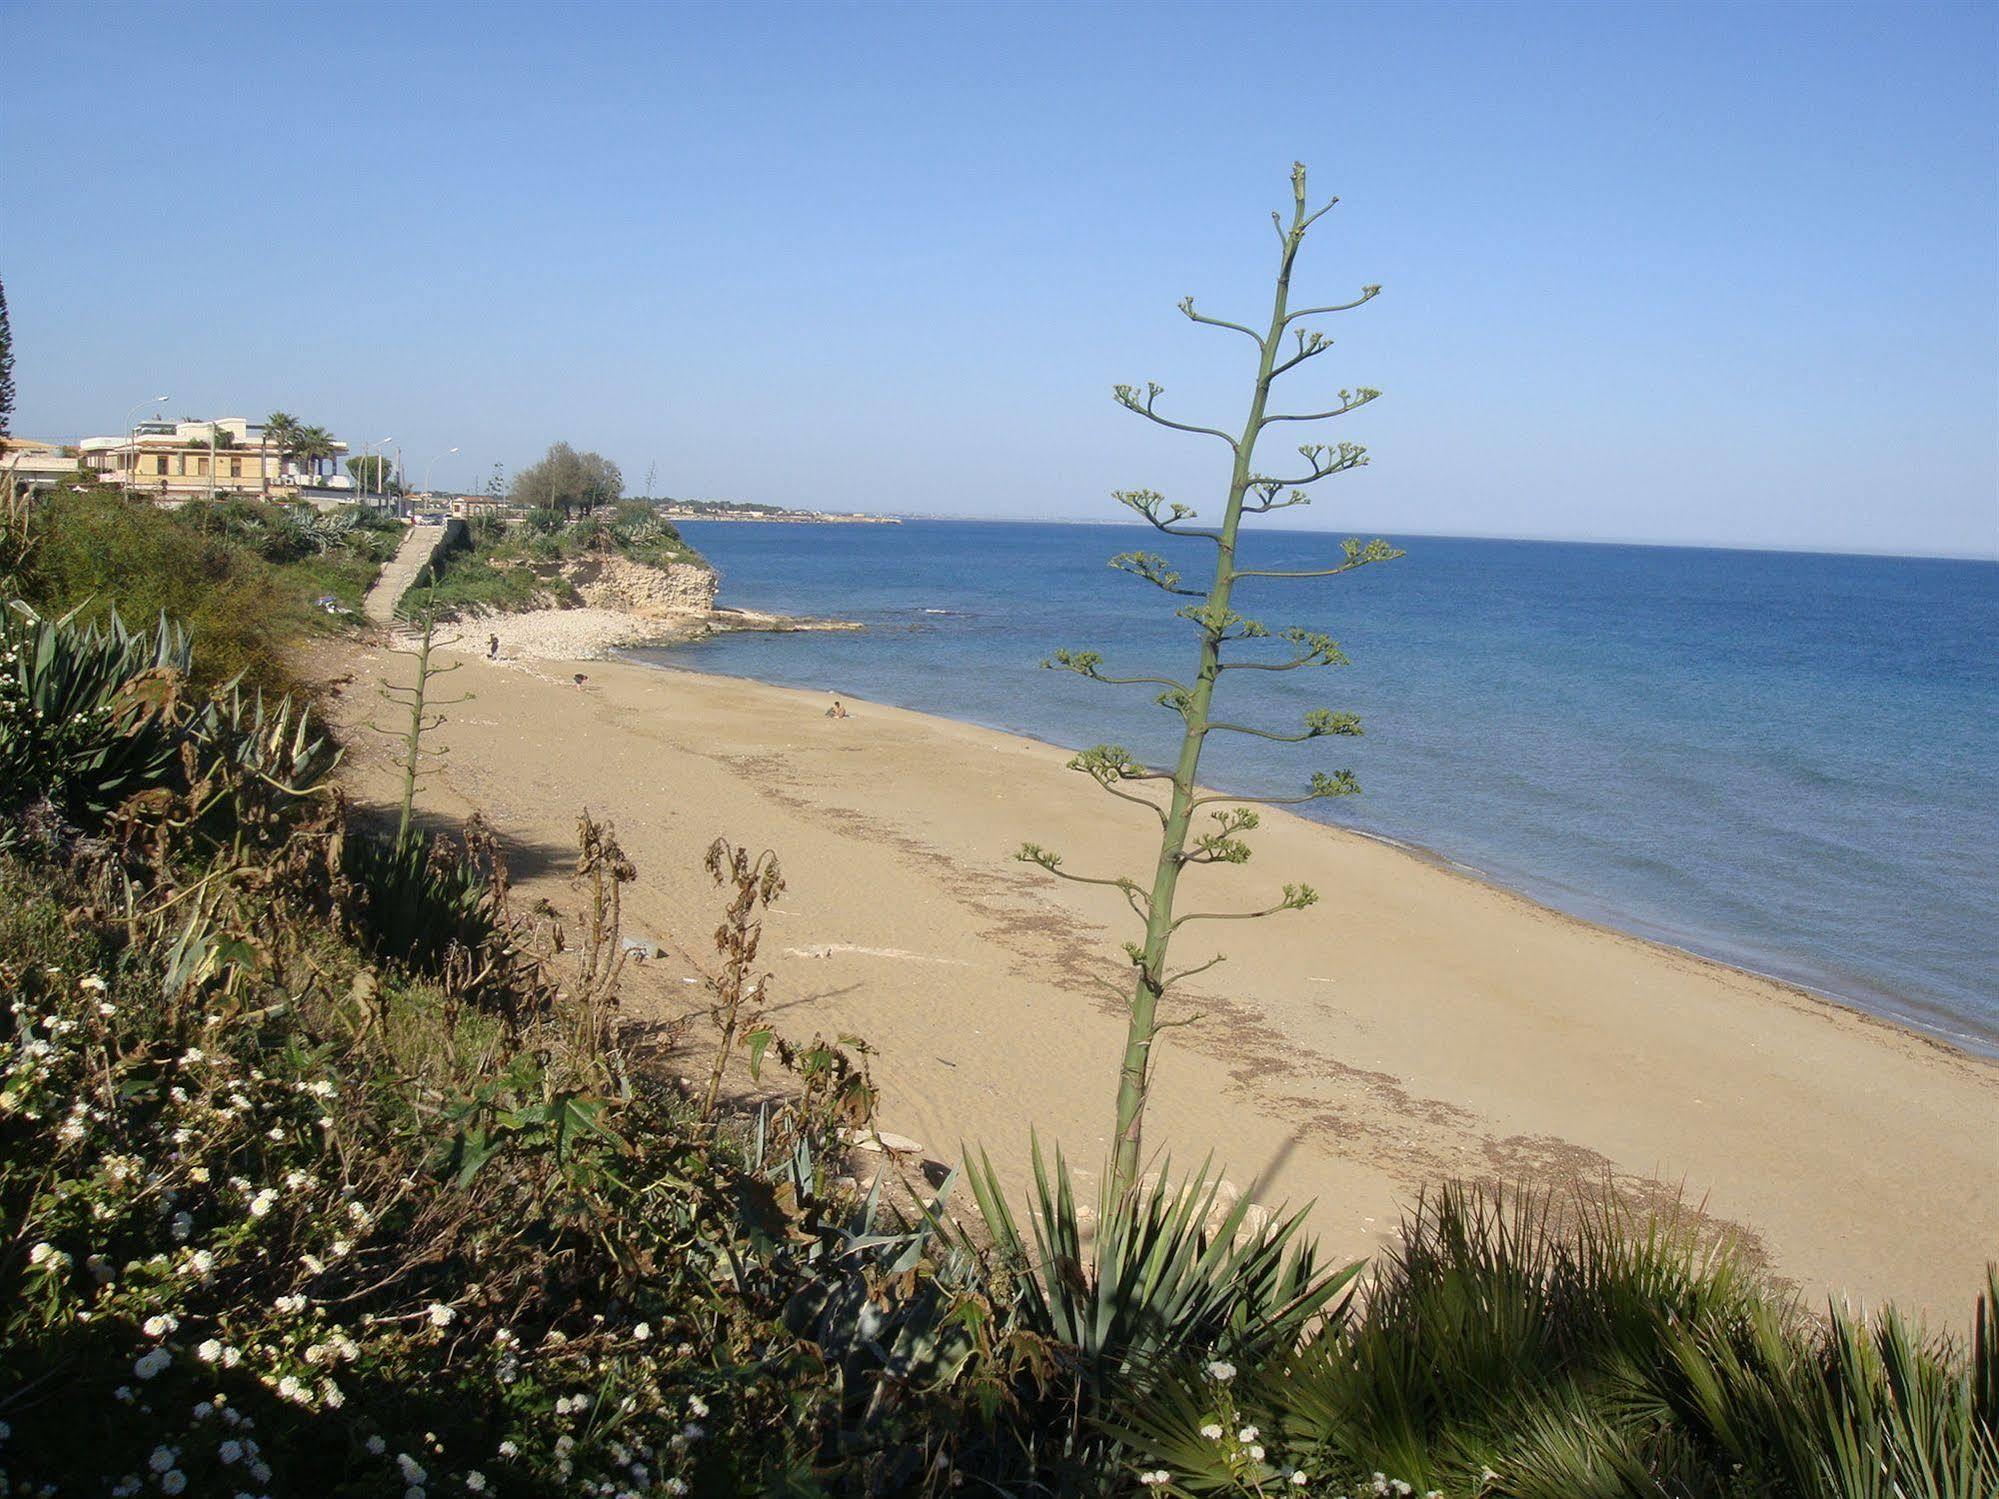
[{"left": 630, "top": 520, "right": 1999, "bottom": 1056}]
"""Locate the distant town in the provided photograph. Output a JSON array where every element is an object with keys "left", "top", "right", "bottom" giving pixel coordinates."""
[{"left": 0, "top": 413, "right": 899, "bottom": 525}]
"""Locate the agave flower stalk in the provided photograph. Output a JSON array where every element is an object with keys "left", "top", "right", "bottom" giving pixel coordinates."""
[{"left": 1020, "top": 163, "right": 1401, "bottom": 1204}]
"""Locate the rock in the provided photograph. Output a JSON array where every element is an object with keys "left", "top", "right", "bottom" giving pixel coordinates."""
[
  {"left": 840, "top": 1128, "right": 925, "bottom": 1156},
  {"left": 620, "top": 936, "right": 666, "bottom": 959}
]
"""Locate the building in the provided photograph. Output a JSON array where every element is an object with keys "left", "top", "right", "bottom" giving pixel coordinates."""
[
  {"left": 0, "top": 438, "right": 83, "bottom": 493},
  {"left": 76, "top": 417, "right": 352, "bottom": 503}
]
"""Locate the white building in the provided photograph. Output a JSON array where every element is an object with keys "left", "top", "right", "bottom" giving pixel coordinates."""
[{"left": 76, "top": 417, "right": 352, "bottom": 503}]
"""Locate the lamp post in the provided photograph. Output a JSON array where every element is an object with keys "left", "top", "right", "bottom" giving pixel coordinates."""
[
  {"left": 372, "top": 438, "right": 394, "bottom": 508},
  {"left": 421, "top": 446, "right": 459, "bottom": 499},
  {"left": 125, "top": 395, "right": 169, "bottom": 487}
]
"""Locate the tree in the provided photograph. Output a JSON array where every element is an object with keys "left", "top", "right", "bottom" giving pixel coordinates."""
[
  {"left": 291, "top": 424, "right": 336, "bottom": 483},
  {"left": 260, "top": 411, "right": 299, "bottom": 499},
  {"left": 1018, "top": 163, "right": 1400, "bottom": 1205},
  {"left": 346, "top": 455, "right": 400, "bottom": 496},
  {"left": 509, "top": 442, "right": 623, "bottom": 518},
  {"left": 0, "top": 276, "right": 14, "bottom": 440}
]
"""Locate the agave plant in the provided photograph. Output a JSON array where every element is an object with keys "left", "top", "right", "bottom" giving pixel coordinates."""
[
  {"left": 343, "top": 827, "right": 495, "bottom": 976},
  {"left": 967, "top": 1138, "right": 1356, "bottom": 1407},
  {"left": 188, "top": 681, "right": 340, "bottom": 839},
  {"left": 0, "top": 600, "right": 191, "bottom": 836}
]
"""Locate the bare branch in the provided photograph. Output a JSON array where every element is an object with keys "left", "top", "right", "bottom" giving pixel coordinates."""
[
  {"left": 1283, "top": 285, "right": 1383, "bottom": 324},
  {"left": 1109, "top": 551, "right": 1204, "bottom": 598},
  {"left": 1044, "top": 648, "right": 1190, "bottom": 693},
  {"left": 1232, "top": 537, "right": 1405, "bottom": 581},
  {"left": 1190, "top": 770, "right": 1362, "bottom": 809},
  {"left": 1112, "top": 382, "right": 1239, "bottom": 448},
  {"left": 1162, "top": 954, "right": 1227, "bottom": 988},
  {"left": 1177, "top": 296, "right": 1263, "bottom": 345},
  {"left": 1171, "top": 882, "right": 1320, "bottom": 930},
  {"left": 1113, "top": 488, "right": 1220, "bottom": 543},
  {"left": 1261, "top": 387, "right": 1381, "bottom": 428}
]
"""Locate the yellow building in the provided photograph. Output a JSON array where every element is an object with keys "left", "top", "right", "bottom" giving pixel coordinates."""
[{"left": 76, "top": 417, "right": 351, "bottom": 503}]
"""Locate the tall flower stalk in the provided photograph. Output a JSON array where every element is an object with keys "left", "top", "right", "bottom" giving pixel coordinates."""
[{"left": 1019, "top": 163, "right": 1401, "bottom": 1204}]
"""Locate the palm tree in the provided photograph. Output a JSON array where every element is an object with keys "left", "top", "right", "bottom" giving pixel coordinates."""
[
  {"left": 290, "top": 425, "right": 336, "bottom": 486},
  {"left": 261, "top": 410, "right": 299, "bottom": 499}
]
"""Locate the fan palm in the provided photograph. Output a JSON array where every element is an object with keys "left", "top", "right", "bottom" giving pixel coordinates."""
[
  {"left": 290, "top": 424, "right": 335, "bottom": 485},
  {"left": 260, "top": 410, "right": 299, "bottom": 498}
]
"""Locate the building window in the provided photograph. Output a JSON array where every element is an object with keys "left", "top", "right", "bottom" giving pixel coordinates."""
[
  {"left": 196, "top": 456, "right": 208, "bottom": 477},
  {"left": 156, "top": 456, "right": 170, "bottom": 476},
  {"left": 231, "top": 457, "right": 243, "bottom": 478}
]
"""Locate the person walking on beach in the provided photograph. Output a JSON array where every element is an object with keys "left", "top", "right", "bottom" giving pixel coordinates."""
[{"left": 487, "top": 633, "right": 499, "bottom": 659}]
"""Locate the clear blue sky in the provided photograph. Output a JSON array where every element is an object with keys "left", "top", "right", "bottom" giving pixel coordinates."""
[{"left": 5, "top": 1, "right": 1994, "bottom": 556}]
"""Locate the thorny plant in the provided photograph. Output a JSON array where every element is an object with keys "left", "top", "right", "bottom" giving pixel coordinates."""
[{"left": 696, "top": 838, "right": 783, "bottom": 1119}]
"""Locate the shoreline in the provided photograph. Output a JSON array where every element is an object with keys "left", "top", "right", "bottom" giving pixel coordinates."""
[
  {"left": 324, "top": 635, "right": 1999, "bottom": 1319},
  {"left": 635, "top": 649, "right": 1999, "bottom": 1064}
]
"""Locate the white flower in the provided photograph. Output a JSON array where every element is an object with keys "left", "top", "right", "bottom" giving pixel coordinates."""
[
  {"left": 663, "top": 1481, "right": 689, "bottom": 1497},
  {"left": 134, "top": 1347, "right": 171, "bottom": 1379},
  {"left": 79, "top": 975, "right": 107, "bottom": 992},
  {"left": 249, "top": 1189, "right": 278, "bottom": 1218},
  {"left": 426, "top": 1302, "right": 456, "bottom": 1328},
  {"left": 1204, "top": 1358, "right": 1237, "bottom": 1382},
  {"left": 497, "top": 1440, "right": 519, "bottom": 1459},
  {"left": 365, "top": 1435, "right": 387, "bottom": 1456},
  {"left": 1249, "top": 1445, "right": 1265, "bottom": 1461},
  {"left": 143, "top": 1313, "right": 179, "bottom": 1338},
  {"left": 1238, "top": 1427, "right": 1260, "bottom": 1443},
  {"left": 276, "top": 1376, "right": 302, "bottom": 1401},
  {"left": 396, "top": 1452, "right": 427, "bottom": 1483},
  {"left": 632, "top": 1322, "right": 650, "bottom": 1341},
  {"left": 160, "top": 1472, "right": 186, "bottom": 1495},
  {"left": 686, "top": 1395, "right": 707, "bottom": 1418},
  {"left": 171, "top": 1212, "right": 193, "bottom": 1241},
  {"left": 218, "top": 1440, "right": 243, "bottom": 1465},
  {"left": 275, "top": 1294, "right": 306, "bottom": 1314},
  {"left": 321, "top": 1380, "right": 345, "bottom": 1408},
  {"left": 1200, "top": 1423, "right": 1224, "bottom": 1441},
  {"left": 1292, "top": 1474, "right": 1310, "bottom": 1487},
  {"left": 27, "top": 1242, "right": 52, "bottom": 1266},
  {"left": 149, "top": 1446, "right": 178, "bottom": 1473},
  {"left": 1140, "top": 1474, "right": 1174, "bottom": 1489},
  {"left": 465, "top": 1473, "right": 487, "bottom": 1492},
  {"left": 222, "top": 1345, "right": 242, "bottom": 1367}
]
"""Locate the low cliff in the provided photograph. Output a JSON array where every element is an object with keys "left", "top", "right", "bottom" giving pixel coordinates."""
[{"left": 556, "top": 553, "right": 718, "bottom": 617}]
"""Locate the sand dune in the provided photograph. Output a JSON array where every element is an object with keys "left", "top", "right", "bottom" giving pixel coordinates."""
[{"left": 322, "top": 638, "right": 1999, "bottom": 1320}]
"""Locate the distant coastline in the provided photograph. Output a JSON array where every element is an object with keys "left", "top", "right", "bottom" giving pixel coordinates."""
[{"left": 657, "top": 503, "right": 900, "bottom": 525}]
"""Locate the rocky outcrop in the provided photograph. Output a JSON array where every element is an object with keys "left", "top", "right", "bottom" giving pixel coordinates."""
[{"left": 557, "top": 554, "right": 717, "bottom": 618}]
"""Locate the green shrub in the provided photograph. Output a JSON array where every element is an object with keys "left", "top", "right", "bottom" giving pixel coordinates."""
[{"left": 19, "top": 489, "right": 300, "bottom": 693}]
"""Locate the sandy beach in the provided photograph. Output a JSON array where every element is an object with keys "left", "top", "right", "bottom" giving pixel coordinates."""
[{"left": 322, "top": 633, "right": 1999, "bottom": 1321}]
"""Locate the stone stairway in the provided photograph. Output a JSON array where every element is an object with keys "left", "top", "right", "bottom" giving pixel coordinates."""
[{"left": 363, "top": 523, "right": 451, "bottom": 623}]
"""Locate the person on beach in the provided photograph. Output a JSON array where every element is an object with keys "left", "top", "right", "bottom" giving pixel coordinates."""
[
  {"left": 825, "top": 698, "right": 848, "bottom": 718},
  {"left": 488, "top": 633, "right": 499, "bottom": 659}
]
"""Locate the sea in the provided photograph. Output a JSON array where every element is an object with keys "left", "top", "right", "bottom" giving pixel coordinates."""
[{"left": 628, "top": 520, "right": 1999, "bottom": 1057}]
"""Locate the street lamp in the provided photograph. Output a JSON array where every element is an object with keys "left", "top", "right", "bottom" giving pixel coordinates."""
[
  {"left": 421, "top": 446, "right": 459, "bottom": 497},
  {"left": 371, "top": 438, "right": 394, "bottom": 504},
  {"left": 125, "top": 395, "right": 169, "bottom": 486}
]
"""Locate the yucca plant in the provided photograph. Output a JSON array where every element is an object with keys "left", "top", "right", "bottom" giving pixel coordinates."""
[{"left": 966, "top": 1139, "right": 1356, "bottom": 1409}]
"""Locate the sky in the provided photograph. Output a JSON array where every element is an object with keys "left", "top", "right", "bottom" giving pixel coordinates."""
[{"left": 4, "top": 0, "right": 1995, "bottom": 557}]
